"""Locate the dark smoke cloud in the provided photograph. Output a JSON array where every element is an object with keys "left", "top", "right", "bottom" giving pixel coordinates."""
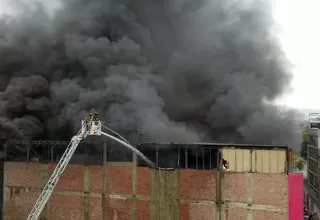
[{"left": 0, "top": 0, "right": 302, "bottom": 155}]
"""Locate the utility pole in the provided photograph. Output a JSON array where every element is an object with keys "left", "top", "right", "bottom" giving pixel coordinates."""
[{"left": 102, "top": 135, "right": 107, "bottom": 220}]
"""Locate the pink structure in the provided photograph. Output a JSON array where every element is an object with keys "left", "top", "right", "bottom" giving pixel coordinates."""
[{"left": 288, "top": 173, "right": 304, "bottom": 220}]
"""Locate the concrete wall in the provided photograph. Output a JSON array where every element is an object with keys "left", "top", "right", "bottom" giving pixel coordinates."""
[{"left": 3, "top": 162, "right": 288, "bottom": 220}]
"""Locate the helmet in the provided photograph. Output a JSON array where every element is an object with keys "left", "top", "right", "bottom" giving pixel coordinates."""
[{"left": 89, "top": 113, "right": 93, "bottom": 116}]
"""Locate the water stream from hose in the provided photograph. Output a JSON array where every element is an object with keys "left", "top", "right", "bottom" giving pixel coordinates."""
[{"left": 100, "top": 131, "right": 173, "bottom": 170}]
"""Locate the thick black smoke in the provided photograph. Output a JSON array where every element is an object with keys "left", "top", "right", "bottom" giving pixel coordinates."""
[{"left": 0, "top": 0, "right": 302, "bottom": 153}]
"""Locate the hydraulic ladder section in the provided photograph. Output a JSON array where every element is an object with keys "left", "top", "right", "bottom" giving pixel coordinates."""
[{"left": 26, "top": 127, "right": 87, "bottom": 220}]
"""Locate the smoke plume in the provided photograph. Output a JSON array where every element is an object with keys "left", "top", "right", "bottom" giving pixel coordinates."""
[{"left": 0, "top": 0, "right": 302, "bottom": 153}]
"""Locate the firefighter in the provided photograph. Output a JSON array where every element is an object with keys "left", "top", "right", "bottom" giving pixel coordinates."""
[
  {"left": 89, "top": 112, "right": 94, "bottom": 121},
  {"left": 84, "top": 113, "right": 91, "bottom": 131},
  {"left": 84, "top": 114, "right": 90, "bottom": 121},
  {"left": 93, "top": 112, "right": 99, "bottom": 121}
]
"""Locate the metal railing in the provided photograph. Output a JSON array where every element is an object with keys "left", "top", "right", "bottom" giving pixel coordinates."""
[
  {"left": 1, "top": 139, "right": 292, "bottom": 173},
  {"left": 2, "top": 139, "right": 104, "bottom": 165},
  {"left": 138, "top": 143, "right": 291, "bottom": 173},
  {"left": 137, "top": 143, "right": 222, "bottom": 170}
]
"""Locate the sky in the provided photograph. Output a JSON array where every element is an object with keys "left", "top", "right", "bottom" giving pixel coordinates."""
[
  {"left": 273, "top": 0, "right": 320, "bottom": 109},
  {"left": 0, "top": 0, "right": 319, "bottom": 109}
]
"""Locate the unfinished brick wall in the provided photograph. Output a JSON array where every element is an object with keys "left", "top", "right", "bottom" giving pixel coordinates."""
[{"left": 3, "top": 162, "right": 288, "bottom": 220}]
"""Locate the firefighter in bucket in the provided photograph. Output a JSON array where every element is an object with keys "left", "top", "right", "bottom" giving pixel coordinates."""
[
  {"left": 82, "top": 112, "right": 102, "bottom": 136},
  {"left": 93, "top": 112, "right": 99, "bottom": 121},
  {"left": 84, "top": 112, "right": 93, "bottom": 132}
]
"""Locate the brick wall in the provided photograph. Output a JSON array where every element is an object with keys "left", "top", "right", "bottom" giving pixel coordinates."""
[{"left": 3, "top": 162, "right": 288, "bottom": 220}]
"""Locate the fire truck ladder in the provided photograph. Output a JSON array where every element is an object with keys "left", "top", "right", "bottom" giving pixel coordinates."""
[
  {"left": 26, "top": 123, "right": 90, "bottom": 220},
  {"left": 26, "top": 119, "right": 174, "bottom": 220}
]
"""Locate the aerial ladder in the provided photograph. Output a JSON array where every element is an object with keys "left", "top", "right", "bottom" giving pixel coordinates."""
[
  {"left": 26, "top": 119, "right": 102, "bottom": 220},
  {"left": 27, "top": 117, "right": 174, "bottom": 220}
]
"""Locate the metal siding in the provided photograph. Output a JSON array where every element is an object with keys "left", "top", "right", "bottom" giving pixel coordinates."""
[
  {"left": 256, "top": 149, "right": 286, "bottom": 173},
  {"left": 222, "top": 148, "right": 286, "bottom": 173},
  {"left": 270, "top": 150, "right": 278, "bottom": 173},
  {"left": 222, "top": 148, "right": 251, "bottom": 172},
  {"left": 222, "top": 149, "right": 236, "bottom": 171}
]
